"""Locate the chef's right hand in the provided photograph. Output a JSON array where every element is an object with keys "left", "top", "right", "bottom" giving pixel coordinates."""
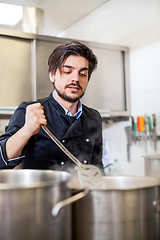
[{"left": 24, "top": 103, "right": 47, "bottom": 136}]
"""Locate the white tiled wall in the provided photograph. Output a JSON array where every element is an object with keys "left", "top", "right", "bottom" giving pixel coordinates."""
[
  {"left": 130, "top": 41, "right": 160, "bottom": 115},
  {"left": 102, "top": 120, "right": 146, "bottom": 176},
  {"left": 102, "top": 119, "right": 160, "bottom": 176},
  {"left": 103, "top": 40, "right": 160, "bottom": 176}
]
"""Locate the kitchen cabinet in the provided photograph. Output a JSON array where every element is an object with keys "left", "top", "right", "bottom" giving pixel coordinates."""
[
  {"left": 82, "top": 44, "right": 129, "bottom": 116},
  {"left": 0, "top": 34, "right": 32, "bottom": 107},
  {"left": 36, "top": 39, "right": 59, "bottom": 98},
  {"left": 0, "top": 29, "right": 129, "bottom": 117}
]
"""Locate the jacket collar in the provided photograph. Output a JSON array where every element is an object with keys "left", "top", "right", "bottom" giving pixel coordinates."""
[
  {"left": 48, "top": 93, "right": 82, "bottom": 139},
  {"left": 52, "top": 91, "right": 82, "bottom": 119}
]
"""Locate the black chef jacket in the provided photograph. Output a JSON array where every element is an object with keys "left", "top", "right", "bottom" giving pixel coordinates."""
[{"left": 0, "top": 93, "right": 103, "bottom": 171}]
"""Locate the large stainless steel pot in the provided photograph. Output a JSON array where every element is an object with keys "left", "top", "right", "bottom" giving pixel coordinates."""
[
  {"left": 143, "top": 155, "right": 160, "bottom": 177},
  {"left": 0, "top": 169, "right": 71, "bottom": 240},
  {"left": 67, "top": 176, "right": 160, "bottom": 240}
]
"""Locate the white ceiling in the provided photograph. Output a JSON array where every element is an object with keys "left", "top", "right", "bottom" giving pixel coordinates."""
[
  {"left": 62, "top": 0, "right": 160, "bottom": 48},
  {"left": 0, "top": 0, "right": 109, "bottom": 30},
  {"left": 1, "top": 0, "right": 160, "bottom": 48}
]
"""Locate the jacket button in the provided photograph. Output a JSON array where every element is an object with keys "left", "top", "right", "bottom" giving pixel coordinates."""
[
  {"left": 86, "top": 138, "right": 89, "bottom": 142},
  {"left": 61, "top": 161, "right": 65, "bottom": 165},
  {"left": 62, "top": 140, "right": 65, "bottom": 143},
  {"left": 83, "top": 160, "right": 88, "bottom": 164}
]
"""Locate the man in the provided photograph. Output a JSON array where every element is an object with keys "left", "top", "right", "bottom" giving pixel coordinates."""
[{"left": 0, "top": 41, "right": 103, "bottom": 172}]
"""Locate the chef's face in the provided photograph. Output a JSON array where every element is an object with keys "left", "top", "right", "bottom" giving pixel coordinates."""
[{"left": 49, "top": 55, "right": 89, "bottom": 103}]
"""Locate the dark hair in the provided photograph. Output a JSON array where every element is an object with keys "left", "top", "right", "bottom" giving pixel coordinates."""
[{"left": 48, "top": 41, "right": 98, "bottom": 80}]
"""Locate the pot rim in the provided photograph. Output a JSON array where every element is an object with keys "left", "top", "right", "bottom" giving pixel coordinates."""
[
  {"left": 69, "top": 175, "right": 160, "bottom": 191},
  {"left": 0, "top": 169, "right": 71, "bottom": 190},
  {"left": 102, "top": 176, "right": 160, "bottom": 190}
]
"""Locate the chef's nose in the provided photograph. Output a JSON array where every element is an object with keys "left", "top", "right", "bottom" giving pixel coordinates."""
[{"left": 72, "top": 70, "right": 80, "bottom": 82}]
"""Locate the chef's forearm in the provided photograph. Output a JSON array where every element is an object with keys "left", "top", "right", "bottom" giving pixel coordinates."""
[{"left": 5, "top": 126, "right": 32, "bottom": 159}]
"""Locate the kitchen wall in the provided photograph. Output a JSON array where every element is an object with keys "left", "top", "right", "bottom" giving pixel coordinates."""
[
  {"left": 103, "top": 40, "right": 160, "bottom": 176},
  {"left": 130, "top": 41, "right": 160, "bottom": 116},
  {"left": 31, "top": 1, "right": 160, "bottom": 176},
  {"left": 1, "top": 0, "right": 160, "bottom": 176}
]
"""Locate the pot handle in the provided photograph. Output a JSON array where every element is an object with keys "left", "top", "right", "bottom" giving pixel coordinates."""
[{"left": 52, "top": 189, "right": 89, "bottom": 216}]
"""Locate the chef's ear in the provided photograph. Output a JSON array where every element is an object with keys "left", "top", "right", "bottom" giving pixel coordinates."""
[{"left": 49, "top": 72, "right": 54, "bottom": 83}]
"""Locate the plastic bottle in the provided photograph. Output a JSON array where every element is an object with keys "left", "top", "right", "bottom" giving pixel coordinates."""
[{"left": 111, "top": 158, "right": 120, "bottom": 176}]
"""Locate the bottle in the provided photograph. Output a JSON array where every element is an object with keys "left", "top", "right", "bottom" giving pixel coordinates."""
[{"left": 111, "top": 158, "right": 120, "bottom": 176}]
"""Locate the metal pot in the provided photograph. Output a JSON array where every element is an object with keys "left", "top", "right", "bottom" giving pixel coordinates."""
[
  {"left": 0, "top": 169, "right": 71, "bottom": 240},
  {"left": 143, "top": 155, "right": 160, "bottom": 177},
  {"left": 54, "top": 176, "right": 160, "bottom": 240},
  {"left": 72, "top": 176, "right": 160, "bottom": 240}
]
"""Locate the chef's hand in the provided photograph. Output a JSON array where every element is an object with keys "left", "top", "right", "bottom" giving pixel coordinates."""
[{"left": 24, "top": 103, "right": 47, "bottom": 135}]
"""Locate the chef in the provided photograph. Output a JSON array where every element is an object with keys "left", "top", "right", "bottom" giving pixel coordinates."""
[{"left": 0, "top": 41, "right": 103, "bottom": 172}]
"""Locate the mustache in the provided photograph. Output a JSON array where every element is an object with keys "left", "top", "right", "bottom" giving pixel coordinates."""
[{"left": 65, "top": 83, "right": 82, "bottom": 90}]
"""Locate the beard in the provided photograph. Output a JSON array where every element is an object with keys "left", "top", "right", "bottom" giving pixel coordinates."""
[{"left": 53, "top": 82, "right": 86, "bottom": 103}]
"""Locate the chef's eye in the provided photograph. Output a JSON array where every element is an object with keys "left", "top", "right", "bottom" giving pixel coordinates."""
[
  {"left": 80, "top": 71, "right": 87, "bottom": 77},
  {"left": 62, "top": 68, "right": 72, "bottom": 74}
]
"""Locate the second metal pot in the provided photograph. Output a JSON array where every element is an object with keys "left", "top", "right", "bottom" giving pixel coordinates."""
[
  {"left": 70, "top": 176, "right": 160, "bottom": 240},
  {"left": 143, "top": 155, "right": 160, "bottom": 177}
]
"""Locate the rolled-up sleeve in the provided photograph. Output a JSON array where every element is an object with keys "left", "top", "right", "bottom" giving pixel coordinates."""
[{"left": 0, "top": 139, "right": 8, "bottom": 167}]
